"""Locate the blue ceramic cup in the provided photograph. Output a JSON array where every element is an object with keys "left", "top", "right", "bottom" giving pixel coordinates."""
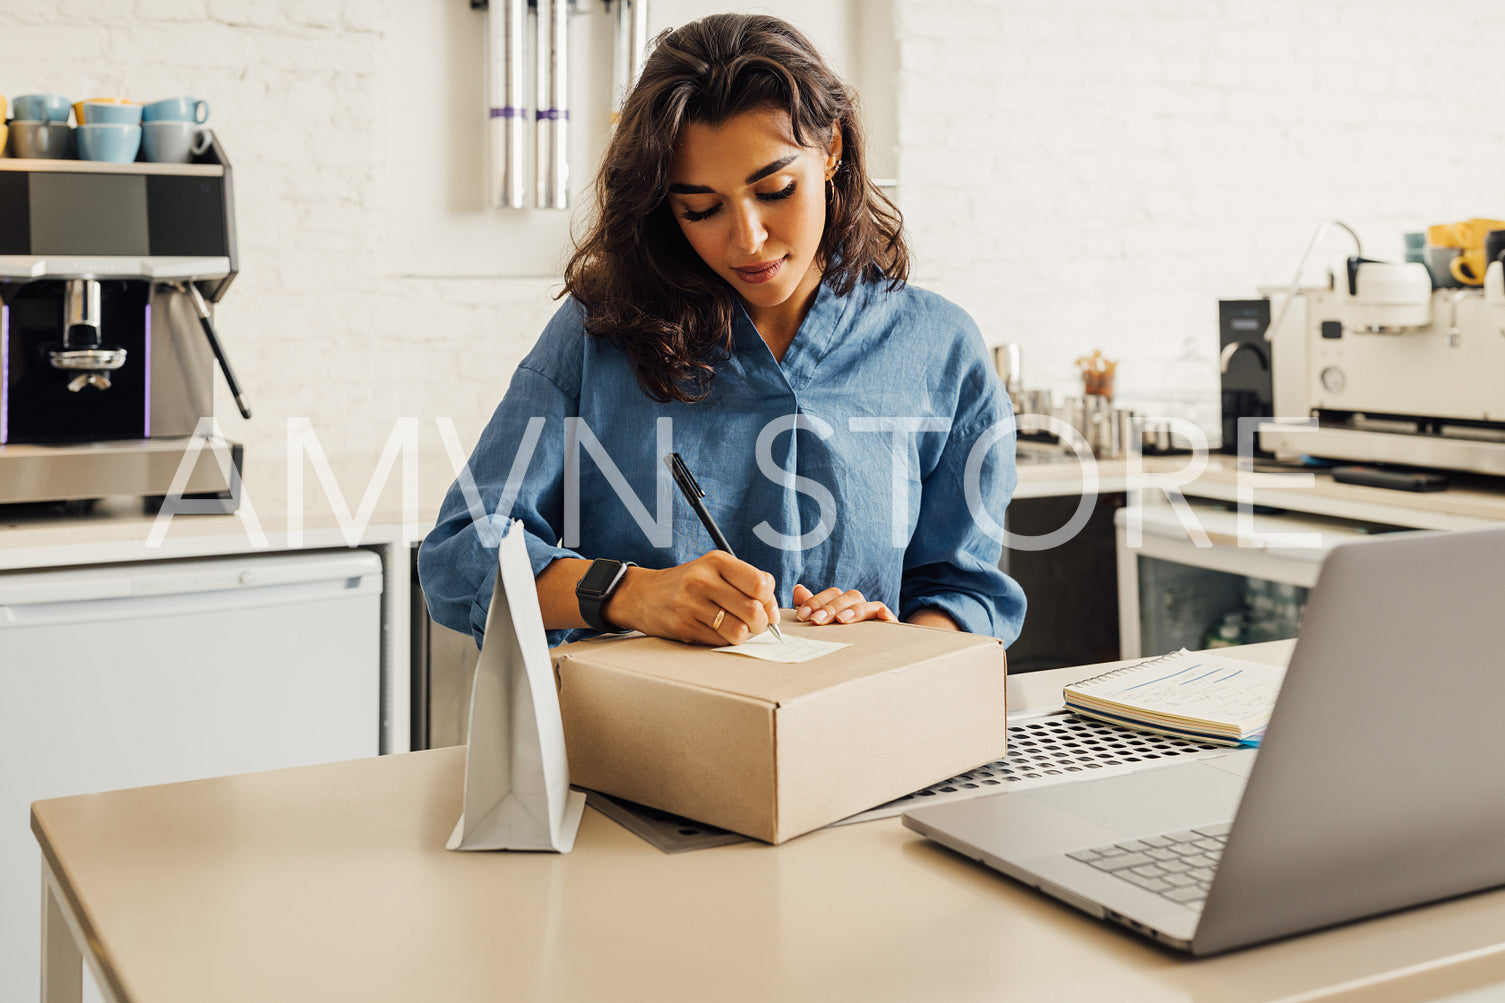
[
  {"left": 11, "top": 93, "right": 71, "bottom": 123},
  {"left": 80, "top": 101, "right": 143, "bottom": 126},
  {"left": 77, "top": 124, "right": 142, "bottom": 163},
  {"left": 142, "top": 96, "right": 209, "bottom": 124}
]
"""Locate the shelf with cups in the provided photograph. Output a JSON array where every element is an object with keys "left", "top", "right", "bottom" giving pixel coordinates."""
[
  {"left": 0, "top": 116, "right": 238, "bottom": 293},
  {"left": 3, "top": 94, "right": 214, "bottom": 167}
]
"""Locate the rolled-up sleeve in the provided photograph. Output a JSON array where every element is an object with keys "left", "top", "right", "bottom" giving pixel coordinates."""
[{"left": 899, "top": 402, "right": 1027, "bottom": 645}]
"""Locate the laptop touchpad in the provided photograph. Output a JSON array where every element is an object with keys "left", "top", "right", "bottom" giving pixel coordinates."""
[{"left": 1027, "top": 761, "right": 1249, "bottom": 836}]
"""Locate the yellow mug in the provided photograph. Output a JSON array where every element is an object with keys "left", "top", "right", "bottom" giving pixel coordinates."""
[
  {"left": 1428, "top": 223, "right": 1462, "bottom": 248},
  {"left": 0, "top": 96, "right": 7, "bottom": 122},
  {"left": 1430, "top": 217, "right": 1505, "bottom": 251},
  {"left": 1452, "top": 248, "right": 1489, "bottom": 286},
  {"left": 1457, "top": 218, "right": 1505, "bottom": 249},
  {"left": 0, "top": 123, "right": 8, "bottom": 159},
  {"left": 72, "top": 97, "right": 136, "bottom": 125}
]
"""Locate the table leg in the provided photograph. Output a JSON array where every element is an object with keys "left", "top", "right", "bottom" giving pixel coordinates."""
[
  {"left": 1115, "top": 525, "right": 1143, "bottom": 659},
  {"left": 40, "top": 863, "right": 83, "bottom": 1003}
]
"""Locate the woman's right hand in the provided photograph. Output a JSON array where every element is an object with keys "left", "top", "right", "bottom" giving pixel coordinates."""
[{"left": 607, "top": 550, "right": 779, "bottom": 646}]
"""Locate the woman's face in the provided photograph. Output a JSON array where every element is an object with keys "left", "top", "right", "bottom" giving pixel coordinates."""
[{"left": 667, "top": 107, "right": 841, "bottom": 318}]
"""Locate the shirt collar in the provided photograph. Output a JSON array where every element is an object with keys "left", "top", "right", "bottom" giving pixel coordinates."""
[{"left": 731, "top": 276, "right": 857, "bottom": 393}]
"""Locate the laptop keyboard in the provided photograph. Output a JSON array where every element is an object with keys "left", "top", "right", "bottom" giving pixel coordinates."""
[{"left": 1067, "top": 822, "right": 1232, "bottom": 907}]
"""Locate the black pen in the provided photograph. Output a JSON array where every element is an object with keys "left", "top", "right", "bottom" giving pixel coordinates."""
[{"left": 665, "top": 453, "right": 784, "bottom": 642}]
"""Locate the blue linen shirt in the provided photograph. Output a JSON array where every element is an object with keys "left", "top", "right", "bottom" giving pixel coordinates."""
[{"left": 419, "top": 276, "right": 1026, "bottom": 648}]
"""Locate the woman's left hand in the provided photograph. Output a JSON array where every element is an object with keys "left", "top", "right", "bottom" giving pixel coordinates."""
[{"left": 792, "top": 584, "right": 898, "bottom": 625}]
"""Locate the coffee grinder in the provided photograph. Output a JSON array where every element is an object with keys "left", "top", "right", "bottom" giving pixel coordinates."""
[
  {"left": 1217, "top": 299, "right": 1273, "bottom": 456},
  {"left": 0, "top": 136, "right": 250, "bottom": 511}
]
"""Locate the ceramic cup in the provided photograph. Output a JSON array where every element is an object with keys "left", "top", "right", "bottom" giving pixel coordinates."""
[
  {"left": 8, "top": 121, "right": 76, "bottom": 159},
  {"left": 0, "top": 95, "right": 7, "bottom": 122},
  {"left": 1428, "top": 218, "right": 1505, "bottom": 251},
  {"left": 1484, "top": 229, "right": 1505, "bottom": 272},
  {"left": 1457, "top": 218, "right": 1505, "bottom": 249},
  {"left": 1451, "top": 248, "right": 1489, "bottom": 287},
  {"left": 76, "top": 100, "right": 142, "bottom": 126},
  {"left": 141, "top": 121, "right": 212, "bottom": 163},
  {"left": 141, "top": 96, "right": 209, "bottom": 124},
  {"left": 12, "top": 93, "right": 71, "bottom": 123},
  {"left": 1402, "top": 231, "right": 1427, "bottom": 266},
  {"left": 76, "top": 123, "right": 142, "bottom": 163},
  {"left": 74, "top": 97, "right": 134, "bottom": 119},
  {"left": 1445, "top": 218, "right": 1505, "bottom": 286},
  {"left": 1427, "top": 222, "right": 1462, "bottom": 249},
  {"left": 1426, "top": 245, "right": 1462, "bottom": 289}
]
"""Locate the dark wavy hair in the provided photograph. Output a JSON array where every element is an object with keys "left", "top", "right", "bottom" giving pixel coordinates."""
[{"left": 563, "top": 13, "right": 909, "bottom": 404}]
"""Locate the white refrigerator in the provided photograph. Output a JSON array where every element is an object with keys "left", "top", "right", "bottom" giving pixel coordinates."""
[{"left": 0, "top": 549, "right": 383, "bottom": 1003}]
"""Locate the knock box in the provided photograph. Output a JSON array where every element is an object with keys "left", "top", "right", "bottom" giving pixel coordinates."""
[{"left": 550, "top": 618, "right": 1008, "bottom": 844}]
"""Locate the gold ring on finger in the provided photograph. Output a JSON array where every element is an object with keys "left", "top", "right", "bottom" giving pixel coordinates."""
[{"left": 712, "top": 608, "right": 726, "bottom": 631}]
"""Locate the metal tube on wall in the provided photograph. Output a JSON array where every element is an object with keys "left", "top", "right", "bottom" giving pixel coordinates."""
[
  {"left": 486, "top": 0, "right": 528, "bottom": 209},
  {"left": 611, "top": 0, "right": 650, "bottom": 117},
  {"left": 629, "top": 0, "right": 649, "bottom": 84},
  {"left": 533, "top": 0, "right": 545, "bottom": 199},
  {"left": 535, "top": 0, "right": 569, "bottom": 210},
  {"left": 612, "top": 0, "right": 630, "bottom": 119},
  {"left": 533, "top": 0, "right": 548, "bottom": 204}
]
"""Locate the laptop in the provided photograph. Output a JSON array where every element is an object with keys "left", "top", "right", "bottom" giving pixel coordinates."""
[{"left": 904, "top": 525, "right": 1505, "bottom": 956}]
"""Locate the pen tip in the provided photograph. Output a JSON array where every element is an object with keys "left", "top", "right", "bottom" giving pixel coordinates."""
[{"left": 769, "top": 623, "right": 785, "bottom": 642}]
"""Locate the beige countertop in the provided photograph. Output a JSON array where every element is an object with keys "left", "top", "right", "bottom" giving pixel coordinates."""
[{"left": 32, "top": 639, "right": 1505, "bottom": 1003}]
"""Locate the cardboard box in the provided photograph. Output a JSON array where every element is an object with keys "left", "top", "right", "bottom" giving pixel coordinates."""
[{"left": 550, "top": 619, "right": 1008, "bottom": 844}]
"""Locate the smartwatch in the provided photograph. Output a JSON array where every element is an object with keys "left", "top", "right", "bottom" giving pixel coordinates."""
[{"left": 575, "top": 559, "right": 636, "bottom": 633}]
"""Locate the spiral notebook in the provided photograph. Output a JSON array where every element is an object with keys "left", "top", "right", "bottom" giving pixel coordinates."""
[{"left": 1063, "top": 648, "right": 1286, "bottom": 747}]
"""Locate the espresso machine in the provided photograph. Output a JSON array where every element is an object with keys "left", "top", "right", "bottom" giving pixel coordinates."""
[
  {"left": 1253, "top": 257, "right": 1505, "bottom": 476},
  {"left": 0, "top": 135, "right": 250, "bottom": 510}
]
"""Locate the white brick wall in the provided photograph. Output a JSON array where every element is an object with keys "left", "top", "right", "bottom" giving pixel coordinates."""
[
  {"left": 3, "top": 0, "right": 1501, "bottom": 498},
  {"left": 1, "top": 0, "right": 559, "bottom": 506},
  {"left": 895, "top": 0, "right": 1505, "bottom": 417}
]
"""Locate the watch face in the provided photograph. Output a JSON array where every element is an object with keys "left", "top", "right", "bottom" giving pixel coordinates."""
[{"left": 578, "top": 559, "right": 624, "bottom": 596}]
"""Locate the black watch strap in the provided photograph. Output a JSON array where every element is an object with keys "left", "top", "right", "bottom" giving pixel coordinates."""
[{"left": 576, "top": 559, "right": 636, "bottom": 633}]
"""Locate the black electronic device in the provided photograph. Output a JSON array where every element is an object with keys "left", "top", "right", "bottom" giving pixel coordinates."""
[
  {"left": 1217, "top": 299, "right": 1273, "bottom": 456},
  {"left": 575, "top": 558, "right": 635, "bottom": 633},
  {"left": 1331, "top": 465, "right": 1448, "bottom": 492}
]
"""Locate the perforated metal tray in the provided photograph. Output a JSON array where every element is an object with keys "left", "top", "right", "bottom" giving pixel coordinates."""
[
  {"left": 589, "top": 711, "right": 1233, "bottom": 852},
  {"left": 836, "top": 711, "right": 1228, "bottom": 825}
]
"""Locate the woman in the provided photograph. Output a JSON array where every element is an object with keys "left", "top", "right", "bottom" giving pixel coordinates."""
[{"left": 420, "top": 13, "right": 1025, "bottom": 648}]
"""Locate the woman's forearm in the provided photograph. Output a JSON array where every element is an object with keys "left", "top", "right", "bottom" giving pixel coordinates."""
[
  {"left": 906, "top": 607, "right": 960, "bottom": 630},
  {"left": 535, "top": 557, "right": 593, "bottom": 630}
]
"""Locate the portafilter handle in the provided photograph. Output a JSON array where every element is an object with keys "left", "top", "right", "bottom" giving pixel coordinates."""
[{"left": 181, "top": 281, "right": 252, "bottom": 420}]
